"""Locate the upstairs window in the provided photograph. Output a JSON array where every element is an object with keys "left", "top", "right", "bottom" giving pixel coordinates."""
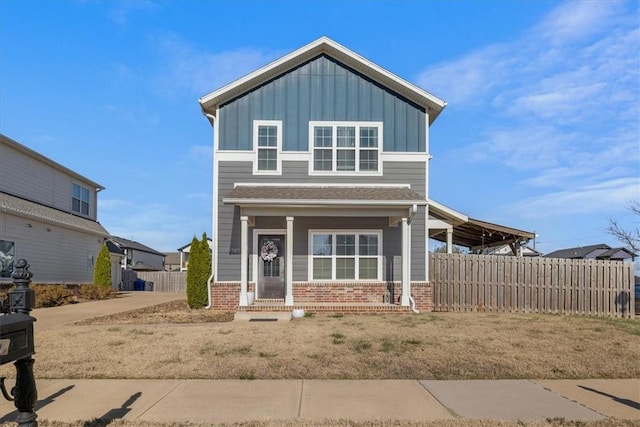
[
  {"left": 72, "top": 183, "right": 90, "bottom": 216},
  {"left": 254, "top": 120, "right": 282, "bottom": 174},
  {"left": 310, "top": 122, "right": 381, "bottom": 174}
]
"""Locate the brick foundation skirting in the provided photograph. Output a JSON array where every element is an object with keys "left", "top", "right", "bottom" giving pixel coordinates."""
[{"left": 211, "top": 281, "right": 432, "bottom": 313}]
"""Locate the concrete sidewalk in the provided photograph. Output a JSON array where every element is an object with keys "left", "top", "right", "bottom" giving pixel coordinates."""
[{"left": 1, "top": 378, "right": 637, "bottom": 423}]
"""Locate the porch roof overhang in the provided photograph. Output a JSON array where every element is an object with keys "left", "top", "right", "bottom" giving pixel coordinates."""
[{"left": 223, "top": 184, "right": 426, "bottom": 219}]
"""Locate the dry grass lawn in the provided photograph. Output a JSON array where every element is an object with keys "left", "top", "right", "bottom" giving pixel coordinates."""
[{"left": 2, "top": 300, "right": 638, "bottom": 381}]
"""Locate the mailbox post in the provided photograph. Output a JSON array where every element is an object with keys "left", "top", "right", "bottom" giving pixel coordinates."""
[{"left": 0, "top": 259, "right": 38, "bottom": 427}]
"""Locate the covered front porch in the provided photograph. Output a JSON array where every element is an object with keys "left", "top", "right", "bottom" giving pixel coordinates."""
[{"left": 219, "top": 184, "right": 428, "bottom": 311}]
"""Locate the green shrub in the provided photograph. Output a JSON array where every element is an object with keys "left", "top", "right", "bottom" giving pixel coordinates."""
[
  {"left": 186, "top": 232, "right": 211, "bottom": 309},
  {"left": 32, "top": 284, "right": 76, "bottom": 308},
  {"left": 93, "top": 243, "right": 112, "bottom": 289}
]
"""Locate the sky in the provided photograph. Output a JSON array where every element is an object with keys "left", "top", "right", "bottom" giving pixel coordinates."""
[{"left": 1, "top": 0, "right": 638, "bottom": 255}]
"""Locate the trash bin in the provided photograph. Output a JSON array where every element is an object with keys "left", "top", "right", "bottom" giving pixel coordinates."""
[
  {"left": 144, "top": 281, "right": 154, "bottom": 291},
  {"left": 134, "top": 279, "right": 144, "bottom": 291}
]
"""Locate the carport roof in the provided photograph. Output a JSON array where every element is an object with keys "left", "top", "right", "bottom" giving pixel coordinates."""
[{"left": 430, "top": 216, "right": 535, "bottom": 250}]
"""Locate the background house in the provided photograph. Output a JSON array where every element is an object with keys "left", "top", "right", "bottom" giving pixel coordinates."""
[
  {"left": 177, "top": 238, "right": 213, "bottom": 271},
  {"left": 0, "top": 133, "right": 110, "bottom": 284},
  {"left": 544, "top": 244, "right": 635, "bottom": 261},
  {"left": 480, "top": 244, "right": 541, "bottom": 257},
  {"left": 107, "top": 236, "right": 165, "bottom": 272},
  {"left": 163, "top": 252, "right": 181, "bottom": 272}
]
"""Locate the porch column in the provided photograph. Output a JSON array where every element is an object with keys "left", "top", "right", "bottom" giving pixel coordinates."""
[
  {"left": 446, "top": 229, "right": 453, "bottom": 254},
  {"left": 285, "top": 216, "right": 294, "bottom": 306},
  {"left": 239, "top": 215, "right": 249, "bottom": 306},
  {"left": 401, "top": 217, "right": 411, "bottom": 306}
]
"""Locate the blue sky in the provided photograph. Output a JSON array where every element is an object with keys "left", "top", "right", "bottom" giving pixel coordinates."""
[{"left": 1, "top": 0, "right": 638, "bottom": 254}]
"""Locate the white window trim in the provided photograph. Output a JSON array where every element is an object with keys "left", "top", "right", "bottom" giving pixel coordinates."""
[
  {"left": 308, "top": 121, "right": 383, "bottom": 176},
  {"left": 253, "top": 120, "right": 282, "bottom": 175},
  {"left": 308, "top": 229, "right": 383, "bottom": 281},
  {"left": 72, "top": 182, "right": 90, "bottom": 216}
]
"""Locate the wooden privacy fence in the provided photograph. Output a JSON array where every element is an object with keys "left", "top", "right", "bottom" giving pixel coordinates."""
[
  {"left": 130, "top": 271, "right": 187, "bottom": 293},
  {"left": 430, "top": 254, "right": 635, "bottom": 318}
]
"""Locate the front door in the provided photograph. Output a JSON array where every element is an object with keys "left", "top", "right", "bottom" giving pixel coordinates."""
[{"left": 258, "top": 235, "right": 285, "bottom": 299}]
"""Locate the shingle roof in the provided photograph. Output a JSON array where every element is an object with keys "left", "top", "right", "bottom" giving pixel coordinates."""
[
  {"left": 109, "top": 236, "right": 165, "bottom": 256},
  {"left": 597, "top": 248, "right": 636, "bottom": 259},
  {"left": 224, "top": 185, "right": 426, "bottom": 205},
  {"left": 0, "top": 191, "right": 109, "bottom": 236},
  {"left": 543, "top": 244, "right": 610, "bottom": 259}
]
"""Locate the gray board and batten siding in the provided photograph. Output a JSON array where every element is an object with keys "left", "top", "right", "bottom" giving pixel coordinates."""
[
  {"left": 216, "top": 161, "right": 427, "bottom": 282},
  {"left": 217, "top": 55, "right": 428, "bottom": 153}
]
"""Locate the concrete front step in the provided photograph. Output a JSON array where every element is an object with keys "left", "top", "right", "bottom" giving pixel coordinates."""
[{"left": 234, "top": 311, "right": 292, "bottom": 322}]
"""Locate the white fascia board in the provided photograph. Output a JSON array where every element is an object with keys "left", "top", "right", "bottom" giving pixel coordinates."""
[
  {"left": 429, "top": 199, "right": 468, "bottom": 223},
  {"left": 199, "top": 36, "right": 446, "bottom": 119}
]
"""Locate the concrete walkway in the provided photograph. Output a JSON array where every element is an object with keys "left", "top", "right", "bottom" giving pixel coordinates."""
[
  {"left": 1, "top": 378, "right": 637, "bottom": 423},
  {"left": 1, "top": 292, "right": 638, "bottom": 424}
]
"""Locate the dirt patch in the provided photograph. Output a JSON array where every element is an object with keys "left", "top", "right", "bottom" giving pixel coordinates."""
[{"left": 73, "top": 300, "right": 234, "bottom": 324}]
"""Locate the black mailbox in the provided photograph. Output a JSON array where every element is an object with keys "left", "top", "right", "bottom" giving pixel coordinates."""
[
  {"left": 0, "top": 312, "right": 35, "bottom": 365},
  {"left": 0, "top": 258, "right": 38, "bottom": 427}
]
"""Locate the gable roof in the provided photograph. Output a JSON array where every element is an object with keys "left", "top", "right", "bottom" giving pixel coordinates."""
[
  {"left": 108, "top": 236, "right": 165, "bottom": 256},
  {"left": 0, "top": 191, "right": 109, "bottom": 237},
  {"left": 595, "top": 247, "right": 635, "bottom": 259},
  {"left": 543, "top": 244, "right": 611, "bottom": 259},
  {"left": 199, "top": 36, "right": 446, "bottom": 124}
]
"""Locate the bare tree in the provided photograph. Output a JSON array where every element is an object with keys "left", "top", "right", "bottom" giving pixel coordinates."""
[{"left": 607, "top": 200, "right": 640, "bottom": 254}]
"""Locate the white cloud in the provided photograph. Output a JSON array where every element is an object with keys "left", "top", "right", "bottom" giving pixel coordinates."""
[
  {"left": 511, "top": 177, "right": 640, "bottom": 218},
  {"left": 150, "top": 33, "right": 284, "bottom": 98},
  {"left": 418, "top": 0, "right": 639, "bottom": 218},
  {"left": 107, "top": 0, "right": 159, "bottom": 27},
  {"left": 187, "top": 145, "right": 213, "bottom": 160}
]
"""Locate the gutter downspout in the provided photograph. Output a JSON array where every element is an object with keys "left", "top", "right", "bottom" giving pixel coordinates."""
[
  {"left": 408, "top": 295, "right": 420, "bottom": 314},
  {"left": 204, "top": 112, "right": 216, "bottom": 309}
]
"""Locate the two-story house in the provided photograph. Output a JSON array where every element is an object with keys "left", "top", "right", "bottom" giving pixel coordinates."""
[
  {"left": 0, "top": 134, "right": 110, "bottom": 284},
  {"left": 199, "top": 37, "right": 533, "bottom": 313}
]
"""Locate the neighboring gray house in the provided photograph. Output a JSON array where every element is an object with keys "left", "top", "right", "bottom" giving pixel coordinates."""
[
  {"left": 544, "top": 244, "right": 635, "bottom": 261},
  {"left": 199, "top": 37, "right": 533, "bottom": 312},
  {"left": 107, "top": 236, "right": 165, "bottom": 272},
  {"left": 177, "top": 238, "right": 213, "bottom": 271},
  {"left": 0, "top": 133, "right": 110, "bottom": 283}
]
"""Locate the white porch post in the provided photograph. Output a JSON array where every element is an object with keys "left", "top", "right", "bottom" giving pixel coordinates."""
[
  {"left": 239, "top": 215, "right": 249, "bottom": 306},
  {"left": 285, "top": 216, "right": 294, "bottom": 306},
  {"left": 401, "top": 217, "right": 411, "bottom": 306},
  {"left": 446, "top": 229, "right": 453, "bottom": 254}
]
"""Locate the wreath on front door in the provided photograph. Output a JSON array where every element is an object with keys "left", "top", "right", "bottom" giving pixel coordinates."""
[{"left": 261, "top": 240, "right": 279, "bottom": 262}]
